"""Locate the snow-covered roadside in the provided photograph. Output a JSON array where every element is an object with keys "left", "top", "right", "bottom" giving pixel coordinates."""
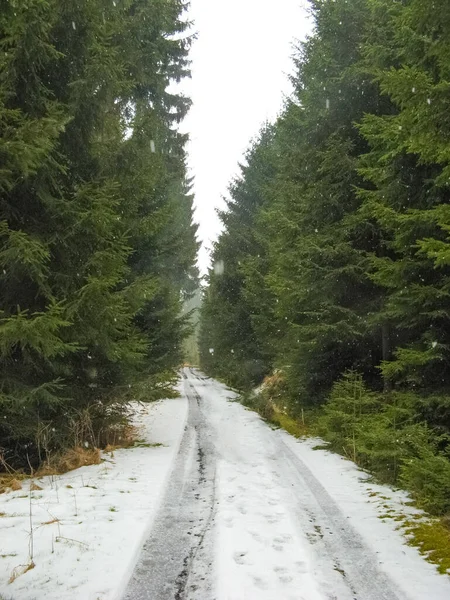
[
  {"left": 0, "top": 394, "right": 188, "bottom": 600},
  {"left": 279, "top": 432, "right": 450, "bottom": 599},
  {"left": 193, "top": 371, "right": 450, "bottom": 600}
]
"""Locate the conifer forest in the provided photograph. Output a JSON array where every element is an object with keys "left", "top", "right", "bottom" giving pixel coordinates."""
[
  {"left": 199, "top": 0, "right": 450, "bottom": 518},
  {"left": 2, "top": 0, "right": 450, "bottom": 557},
  {"left": 0, "top": 0, "right": 198, "bottom": 470}
]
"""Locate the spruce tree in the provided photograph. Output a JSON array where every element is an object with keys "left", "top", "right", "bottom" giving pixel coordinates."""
[
  {"left": 0, "top": 0, "right": 197, "bottom": 468},
  {"left": 357, "top": 0, "right": 450, "bottom": 399},
  {"left": 199, "top": 127, "right": 277, "bottom": 388}
]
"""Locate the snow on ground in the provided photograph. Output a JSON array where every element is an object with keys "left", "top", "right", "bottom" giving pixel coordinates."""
[
  {"left": 190, "top": 371, "right": 450, "bottom": 600},
  {"left": 2, "top": 369, "right": 450, "bottom": 600},
  {"left": 0, "top": 393, "right": 188, "bottom": 600},
  {"left": 199, "top": 380, "right": 327, "bottom": 600},
  {"left": 280, "top": 432, "right": 450, "bottom": 599}
]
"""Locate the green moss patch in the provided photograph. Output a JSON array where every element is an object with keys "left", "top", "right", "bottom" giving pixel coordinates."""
[
  {"left": 403, "top": 519, "right": 450, "bottom": 575},
  {"left": 272, "top": 410, "right": 310, "bottom": 438}
]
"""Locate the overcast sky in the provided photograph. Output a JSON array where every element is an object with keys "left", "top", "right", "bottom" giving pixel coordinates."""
[{"left": 178, "top": 0, "right": 312, "bottom": 274}]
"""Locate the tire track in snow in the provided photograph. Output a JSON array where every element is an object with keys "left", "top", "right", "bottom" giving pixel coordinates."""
[
  {"left": 275, "top": 435, "right": 408, "bottom": 600},
  {"left": 192, "top": 369, "right": 411, "bottom": 600},
  {"left": 122, "top": 370, "right": 216, "bottom": 600}
]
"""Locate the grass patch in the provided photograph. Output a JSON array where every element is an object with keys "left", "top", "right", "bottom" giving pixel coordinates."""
[
  {"left": 8, "top": 561, "right": 35, "bottom": 584},
  {"left": 132, "top": 440, "right": 163, "bottom": 448},
  {"left": 240, "top": 385, "right": 316, "bottom": 438},
  {"left": 0, "top": 475, "right": 26, "bottom": 494},
  {"left": 271, "top": 409, "right": 309, "bottom": 438},
  {"left": 403, "top": 518, "right": 450, "bottom": 575},
  {"left": 392, "top": 514, "right": 408, "bottom": 522},
  {"left": 41, "top": 518, "right": 60, "bottom": 526},
  {"left": 37, "top": 447, "right": 101, "bottom": 476}
]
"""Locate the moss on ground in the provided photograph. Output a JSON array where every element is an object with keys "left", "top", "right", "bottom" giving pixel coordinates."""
[
  {"left": 271, "top": 410, "right": 310, "bottom": 438},
  {"left": 403, "top": 518, "right": 450, "bottom": 575}
]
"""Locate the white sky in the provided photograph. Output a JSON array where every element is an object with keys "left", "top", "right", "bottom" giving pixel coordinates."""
[{"left": 178, "top": 0, "right": 312, "bottom": 274}]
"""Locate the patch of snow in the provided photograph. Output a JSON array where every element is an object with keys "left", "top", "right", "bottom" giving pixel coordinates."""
[
  {"left": 0, "top": 393, "right": 188, "bottom": 600},
  {"left": 3, "top": 369, "right": 450, "bottom": 600}
]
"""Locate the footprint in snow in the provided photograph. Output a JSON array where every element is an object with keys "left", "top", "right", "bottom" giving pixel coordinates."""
[
  {"left": 248, "top": 530, "right": 263, "bottom": 543},
  {"left": 233, "top": 551, "right": 248, "bottom": 565},
  {"left": 252, "top": 576, "right": 269, "bottom": 590},
  {"left": 274, "top": 566, "right": 288, "bottom": 574},
  {"left": 273, "top": 534, "right": 293, "bottom": 544},
  {"left": 294, "top": 560, "right": 308, "bottom": 574},
  {"left": 263, "top": 513, "right": 281, "bottom": 524},
  {"left": 223, "top": 516, "right": 234, "bottom": 528}
]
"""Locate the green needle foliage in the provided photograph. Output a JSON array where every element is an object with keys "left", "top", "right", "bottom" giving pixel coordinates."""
[
  {"left": 0, "top": 0, "right": 198, "bottom": 469},
  {"left": 199, "top": 0, "right": 450, "bottom": 518}
]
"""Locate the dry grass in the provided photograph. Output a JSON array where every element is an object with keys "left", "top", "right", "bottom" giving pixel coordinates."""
[
  {"left": 0, "top": 475, "right": 25, "bottom": 494},
  {"left": 55, "top": 535, "right": 88, "bottom": 549},
  {"left": 8, "top": 561, "right": 35, "bottom": 584},
  {"left": 41, "top": 518, "right": 60, "bottom": 526},
  {"left": 101, "top": 423, "right": 139, "bottom": 454},
  {"left": 254, "top": 372, "right": 313, "bottom": 436},
  {"left": 99, "top": 422, "right": 138, "bottom": 450},
  {"left": 272, "top": 407, "right": 310, "bottom": 438},
  {"left": 9, "top": 479, "right": 22, "bottom": 492},
  {"left": 36, "top": 447, "right": 101, "bottom": 476},
  {"left": 1, "top": 414, "right": 139, "bottom": 488},
  {"left": 261, "top": 371, "right": 288, "bottom": 401},
  {"left": 241, "top": 371, "right": 313, "bottom": 437}
]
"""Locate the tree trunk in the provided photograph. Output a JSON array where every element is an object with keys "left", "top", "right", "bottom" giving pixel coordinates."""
[{"left": 382, "top": 322, "right": 392, "bottom": 393}]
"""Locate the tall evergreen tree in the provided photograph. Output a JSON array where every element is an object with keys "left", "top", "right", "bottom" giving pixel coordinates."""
[
  {"left": 357, "top": 0, "right": 450, "bottom": 402},
  {"left": 199, "top": 127, "right": 277, "bottom": 388},
  {"left": 198, "top": 0, "right": 450, "bottom": 518},
  {"left": 256, "top": 0, "right": 392, "bottom": 408},
  {"left": 0, "top": 0, "right": 198, "bottom": 468}
]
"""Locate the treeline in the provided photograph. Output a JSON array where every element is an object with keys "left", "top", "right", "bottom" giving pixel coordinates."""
[
  {"left": 0, "top": 0, "right": 198, "bottom": 470},
  {"left": 199, "top": 0, "right": 450, "bottom": 517}
]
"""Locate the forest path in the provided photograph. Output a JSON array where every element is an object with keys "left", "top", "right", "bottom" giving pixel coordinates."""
[{"left": 122, "top": 368, "right": 450, "bottom": 600}]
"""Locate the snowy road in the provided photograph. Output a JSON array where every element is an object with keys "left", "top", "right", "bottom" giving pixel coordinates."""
[{"left": 123, "top": 368, "right": 450, "bottom": 600}]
